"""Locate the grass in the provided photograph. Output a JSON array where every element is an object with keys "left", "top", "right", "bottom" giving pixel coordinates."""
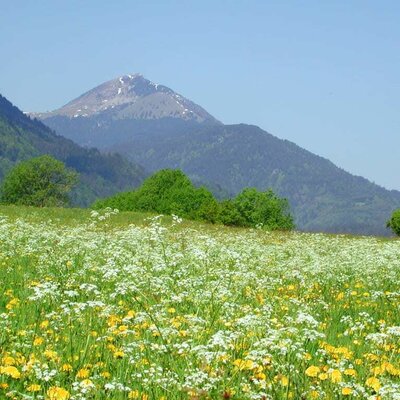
[{"left": 0, "top": 205, "right": 399, "bottom": 399}]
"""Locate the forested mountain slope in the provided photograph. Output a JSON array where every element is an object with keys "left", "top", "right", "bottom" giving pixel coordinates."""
[
  {"left": 0, "top": 94, "right": 145, "bottom": 206},
  {"left": 108, "top": 123, "right": 400, "bottom": 235}
]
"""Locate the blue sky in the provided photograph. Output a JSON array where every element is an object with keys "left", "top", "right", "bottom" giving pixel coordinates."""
[{"left": 1, "top": 0, "right": 399, "bottom": 190}]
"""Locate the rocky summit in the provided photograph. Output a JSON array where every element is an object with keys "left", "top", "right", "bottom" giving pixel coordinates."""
[{"left": 32, "top": 73, "right": 220, "bottom": 124}]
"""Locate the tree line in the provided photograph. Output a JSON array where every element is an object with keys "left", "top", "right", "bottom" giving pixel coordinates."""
[{"left": 1, "top": 155, "right": 399, "bottom": 235}]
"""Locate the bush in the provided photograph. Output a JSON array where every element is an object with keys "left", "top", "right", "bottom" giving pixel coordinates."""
[
  {"left": 92, "top": 191, "right": 138, "bottom": 211},
  {"left": 218, "top": 200, "right": 246, "bottom": 226},
  {"left": 233, "top": 188, "right": 294, "bottom": 230},
  {"left": 93, "top": 169, "right": 218, "bottom": 222},
  {"left": 93, "top": 169, "right": 295, "bottom": 231},
  {"left": 0, "top": 155, "right": 78, "bottom": 207},
  {"left": 190, "top": 187, "right": 219, "bottom": 223},
  {"left": 387, "top": 209, "right": 400, "bottom": 236}
]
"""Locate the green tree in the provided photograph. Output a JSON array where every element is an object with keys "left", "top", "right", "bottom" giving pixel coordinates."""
[
  {"left": 233, "top": 188, "right": 294, "bottom": 230},
  {"left": 387, "top": 209, "right": 400, "bottom": 236},
  {"left": 0, "top": 155, "right": 78, "bottom": 207},
  {"left": 217, "top": 199, "right": 246, "bottom": 227},
  {"left": 92, "top": 169, "right": 219, "bottom": 222}
]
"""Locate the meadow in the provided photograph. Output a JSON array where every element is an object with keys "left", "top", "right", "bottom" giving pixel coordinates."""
[{"left": 0, "top": 206, "right": 399, "bottom": 400}]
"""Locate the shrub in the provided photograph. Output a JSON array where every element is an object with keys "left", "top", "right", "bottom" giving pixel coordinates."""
[
  {"left": 234, "top": 188, "right": 294, "bottom": 230},
  {"left": 0, "top": 155, "right": 78, "bottom": 207},
  {"left": 387, "top": 209, "right": 400, "bottom": 236},
  {"left": 92, "top": 191, "right": 138, "bottom": 211},
  {"left": 93, "top": 169, "right": 218, "bottom": 221},
  {"left": 93, "top": 170, "right": 295, "bottom": 231},
  {"left": 217, "top": 200, "right": 246, "bottom": 226}
]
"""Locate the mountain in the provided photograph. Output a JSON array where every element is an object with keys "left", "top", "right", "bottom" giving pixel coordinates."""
[
  {"left": 0, "top": 94, "right": 145, "bottom": 206},
  {"left": 33, "top": 74, "right": 400, "bottom": 235},
  {"left": 32, "top": 74, "right": 221, "bottom": 147}
]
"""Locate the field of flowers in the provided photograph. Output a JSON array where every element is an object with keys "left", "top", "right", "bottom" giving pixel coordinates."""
[{"left": 1, "top": 208, "right": 400, "bottom": 400}]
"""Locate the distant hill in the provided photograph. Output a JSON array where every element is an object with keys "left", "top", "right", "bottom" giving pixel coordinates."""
[
  {"left": 0, "top": 94, "right": 145, "bottom": 206},
  {"left": 33, "top": 74, "right": 400, "bottom": 235}
]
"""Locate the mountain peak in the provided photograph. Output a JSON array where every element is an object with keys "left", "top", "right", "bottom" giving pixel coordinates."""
[{"left": 33, "top": 74, "right": 220, "bottom": 124}]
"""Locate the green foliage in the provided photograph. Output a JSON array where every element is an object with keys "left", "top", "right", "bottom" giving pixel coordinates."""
[
  {"left": 94, "top": 169, "right": 294, "bottom": 231},
  {"left": 94, "top": 169, "right": 219, "bottom": 223},
  {"left": 0, "top": 155, "right": 78, "bottom": 207},
  {"left": 218, "top": 200, "right": 246, "bottom": 227},
  {"left": 234, "top": 188, "right": 294, "bottom": 230},
  {"left": 387, "top": 209, "right": 400, "bottom": 236},
  {"left": 92, "top": 190, "right": 137, "bottom": 211},
  {"left": 135, "top": 169, "right": 192, "bottom": 213}
]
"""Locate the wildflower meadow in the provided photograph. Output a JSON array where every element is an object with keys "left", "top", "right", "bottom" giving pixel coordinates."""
[{"left": 0, "top": 208, "right": 399, "bottom": 399}]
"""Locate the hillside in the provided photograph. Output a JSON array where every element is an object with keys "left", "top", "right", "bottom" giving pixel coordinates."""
[
  {"left": 33, "top": 74, "right": 400, "bottom": 235},
  {"left": 0, "top": 94, "right": 145, "bottom": 206},
  {"left": 106, "top": 124, "right": 400, "bottom": 235}
]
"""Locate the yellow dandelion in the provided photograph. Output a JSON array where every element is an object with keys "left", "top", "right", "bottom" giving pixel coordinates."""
[
  {"left": 0, "top": 365, "right": 21, "bottom": 379},
  {"left": 305, "top": 365, "right": 320, "bottom": 377},
  {"left": 342, "top": 387, "right": 353, "bottom": 395},
  {"left": 318, "top": 372, "right": 328, "bottom": 380},
  {"left": 27, "top": 384, "right": 41, "bottom": 392},
  {"left": 256, "top": 293, "right": 265, "bottom": 304},
  {"left": 336, "top": 292, "right": 345, "bottom": 300},
  {"left": 303, "top": 353, "right": 312, "bottom": 361},
  {"left": 233, "top": 359, "right": 254, "bottom": 370},
  {"left": 6, "top": 297, "right": 20, "bottom": 310},
  {"left": 61, "top": 363, "right": 73, "bottom": 372},
  {"left": 344, "top": 368, "right": 357, "bottom": 377},
  {"left": 2, "top": 356, "right": 16, "bottom": 366},
  {"left": 330, "top": 369, "right": 342, "bottom": 383},
  {"left": 254, "top": 371, "right": 266, "bottom": 380},
  {"left": 33, "top": 337, "right": 44, "bottom": 346},
  {"left": 76, "top": 368, "right": 90, "bottom": 379},
  {"left": 128, "top": 390, "right": 139, "bottom": 399},
  {"left": 44, "top": 349, "right": 59, "bottom": 361},
  {"left": 40, "top": 320, "right": 50, "bottom": 329},
  {"left": 366, "top": 377, "right": 381, "bottom": 392},
  {"left": 113, "top": 350, "right": 125, "bottom": 359},
  {"left": 47, "top": 386, "right": 70, "bottom": 400},
  {"left": 107, "top": 314, "right": 121, "bottom": 327},
  {"left": 280, "top": 375, "right": 289, "bottom": 386}
]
